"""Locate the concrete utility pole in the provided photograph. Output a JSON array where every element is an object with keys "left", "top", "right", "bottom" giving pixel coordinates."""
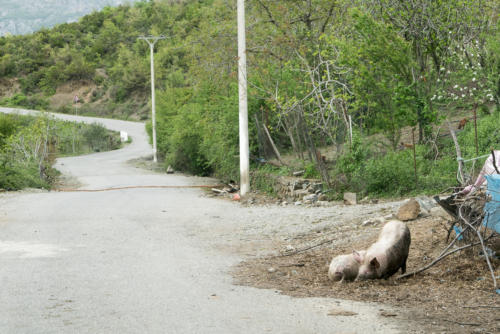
[
  {"left": 237, "top": 0, "right": 250, "bottom": 196},
  {"left": 138, "top": 35, "right": 165, "bottom": 163}
]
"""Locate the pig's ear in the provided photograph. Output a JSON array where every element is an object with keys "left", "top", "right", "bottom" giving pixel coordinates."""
[
  {"left": 352, "top": 250, "right": 363, "bottom": 263},
  {"left": 370, "top": 257, "right": 380, "bottom": 269}
]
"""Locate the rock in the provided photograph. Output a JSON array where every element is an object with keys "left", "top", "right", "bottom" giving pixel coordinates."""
[
  {"left": 397, "top": 199, "right": 420, "bottom": 221},
  {"left": 415, "top": 196, "right": 438, "bottom": 212},
  {"left": 419, "top": 208, "right": 430, "bottom": 218},
  {"left": 327, "top": 308, "right": 358, "bottom": 317},
  {"left": 285, "top": 245, "right": 295, "bottom": 252},
  {"left": 317, "top": 201, "right": 330, "bottom": 207},
  {"left": 303, "top": 194, "right": 318, "bottom": 203},
  {"left": 343, "top": 192, "right": 357, "bottom": 205},
  {"left": 268, "top": 267, "right": 276, "bottom": 273},
  {"left": 292, "top": 189, "right": 309, "bottom": 199},
  {"left": 362, "top": 217, "right": 386, "bottom": 226},
  {"left": 294, "top": 201, "right": 302, "bottom": 206},
  {"left": 310, "top": 182, "right": 323, "bottom": 192},
  {"left": 379, "top": 311, "right": 398, "bottom": 317},
  {"left": 281, "top": 201, "right": 288, "bottom": 206},
  {"left": 360, "top": 196, "right": 370, "bottom": 204},
  {"left": 166, "top": 165, "right": 174, "bottom": 174},
  {"left": 429, "top": 206, "right": 450, "bottom": 218},
  {"left": 292, "top": 170, "right": 305, "bottom": 176},
  {"left": 291, "top": 180, "right": 305, "bottom": 191},
  {"left": 318, "top": 194, "right": 329, "bottom": 201}
]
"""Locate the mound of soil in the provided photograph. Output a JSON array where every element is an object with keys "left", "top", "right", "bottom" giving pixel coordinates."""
[{"left": 233, "top": 217, "right": 499, "bottom": 333}]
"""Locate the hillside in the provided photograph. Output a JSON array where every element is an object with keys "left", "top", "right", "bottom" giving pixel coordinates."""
[{"left": 0, "top": 0, "right": 499, "bottom": 197}]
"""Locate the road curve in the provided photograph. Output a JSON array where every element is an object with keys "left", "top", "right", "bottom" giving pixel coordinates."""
[{"left": 0, "top": 107, "right": 407, "bottom": 333}]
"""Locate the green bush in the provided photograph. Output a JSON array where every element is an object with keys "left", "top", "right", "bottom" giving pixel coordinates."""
[
  {"left": 0, "top": 158, "right": 49, "bottom": 190},
  {"left": 0, "top": 113, "right": 21, "bottom": 148},
  {"left": 361, "top": 149, "right": 418, "bottom": 196},
  {"left": 303, "top": 162, "right": 320, "bottom": 179},
  {"left": 0, "top": 93, "right": 49, "bottom": 110}
]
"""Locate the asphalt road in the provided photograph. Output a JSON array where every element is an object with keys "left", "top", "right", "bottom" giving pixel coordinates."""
[{"left": 0, "top": 108, "right": 407, "bottom": 333}]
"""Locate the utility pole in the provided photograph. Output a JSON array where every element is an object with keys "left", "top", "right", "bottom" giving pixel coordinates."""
[
  {"left": 138, "top": 35, "right": 165, "bottom": 163},
  {"left": 72, "top": 95, "right": 80, "bottom": 154},
  {"left": 237, "top": 0, "right": 250, "bottom": 196}
]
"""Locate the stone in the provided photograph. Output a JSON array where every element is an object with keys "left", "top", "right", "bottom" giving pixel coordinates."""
[
  {"left": 293, "top": 189, "right": 309, "bottom": 199},
  {"left": 310, "top": 182, "right": 323, "bottom": 192},
  {"left": 415, "top": 196, "right": 438, "bottom": 212},
  {"left": 268, "top": 267, "right": 276, "bottom": 273},
  {"left": 343, "top": 192, "right": 357, "bottom": 205},
  {"left": 397, "top": 199, "right": 420, "bottom": 221},
  {"left": 360, "top": 196, "right": 370, "bottom": 204},
  {"left": 307, "top": 186, "right": 316, "bottom": 194},
  {"left": 294, "top": 201, "right": 302, "bottom": 206},
  {"left": 291, "top": 180, "right": 305, "bottom": 190},
  {"left": 292, "top": 170, "right": 305, "bottom": 177},
  {"left": 419, "top": 208, "right": 430, "bottom": 218},
  {"left": 303, "top": 193, "right": 318, "bottom": 203},
  {"left": 362, "top": 217, "right": 386, "bottom": 226},
  {"left": 429, "top": 206, "right": 450, "bottom": 219},
  {"left": 327, "top": 308, "right": 358, "bottom": 317},
  {"left": 318, "top": 194, "right": 329, "bottom": 201},
  {"left": 166, "top": 165, "right": 174, "bottom": 174},
  {"left": 317, "top": 201, "right": 330, "bottom": 207}
]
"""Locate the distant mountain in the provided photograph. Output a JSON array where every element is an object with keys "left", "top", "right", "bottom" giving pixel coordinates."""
[{"left": 0, "top": 0, "right": 139, "bottom": 36}]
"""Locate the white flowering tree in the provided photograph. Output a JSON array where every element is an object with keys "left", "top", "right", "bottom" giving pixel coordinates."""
[
  {"left": 367, "top": 0, "right": 497, "bottom": 142},
  {"left": 432, "top": 39, "right": 496, "bottom": 105}
]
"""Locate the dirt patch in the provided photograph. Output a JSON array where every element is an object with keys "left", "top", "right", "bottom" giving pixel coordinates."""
[
  {"left": 50, "top": 80, "right": 97, "bottom": 109},
  {"left": 0, "top": 77, "right": 20, "bottom": 98},
  {"left": 233, "top": 216, "right": 499, "bottom": 333},
  {"left": 52, "top": 173, "right": 82, "bottom": 191}
]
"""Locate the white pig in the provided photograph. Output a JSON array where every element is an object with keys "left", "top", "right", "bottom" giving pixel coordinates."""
[
  {"left": 328, "top": 250, "right": 366, "bottom": 282},
  {"left": 354, "top": 220, "right": 411, "bottom": 280}
]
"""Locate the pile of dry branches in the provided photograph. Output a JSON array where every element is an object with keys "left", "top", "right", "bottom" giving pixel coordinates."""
[{"left": 398, "top": 190, "right": 498, "bottom": 290}]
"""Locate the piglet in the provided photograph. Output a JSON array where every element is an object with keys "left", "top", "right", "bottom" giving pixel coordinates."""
[
  {"left": 328, "top": 250, "right": 366, "bottom": 282},
  {"left": 354, "top": 220, "right": 411, "bottom": 280}
]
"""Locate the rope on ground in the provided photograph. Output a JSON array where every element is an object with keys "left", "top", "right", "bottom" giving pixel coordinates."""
[{"left": 55, "top": 185, "right": 224, "bottom": 192}]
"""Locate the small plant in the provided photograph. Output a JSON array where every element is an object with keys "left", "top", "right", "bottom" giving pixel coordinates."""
[{"left": 303, "top": 162, "right": 320, "bottom": 179}]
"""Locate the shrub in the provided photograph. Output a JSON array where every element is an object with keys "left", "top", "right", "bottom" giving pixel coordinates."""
[
  {"left": 0, "top": 93, "right": 49, "bottom": 110},
  {"left": 361, "top": 149, "right": 418, "bottom": 196}
]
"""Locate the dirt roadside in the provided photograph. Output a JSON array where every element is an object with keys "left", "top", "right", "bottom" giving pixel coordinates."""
[{"left": 222, "top": 194, "right": 500, "bottom": 334}]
